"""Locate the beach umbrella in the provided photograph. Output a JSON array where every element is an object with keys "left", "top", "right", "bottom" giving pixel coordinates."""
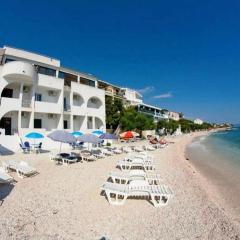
[
  {"left": 99, "top": 133, "right": 118, "bottom": 140},
  {"left": 47, "top": 130, "right": 76, "bottom": 153},
  {"left": 120, "top": 131, "right": 134, "bottom": 139},
  {"left": 25, "top": 132, "right": 44, "bottom": 139},
  {"left": 77, "top": 133, "right": 102, "bottom": 150},
  {"left": 92, "top": 130, "right": 104, "bottom": 136},
  {"left": 71, "top": 131, "right": 83, "bottom": 137},
  {"left": 99, "top": 133, "right": 118, "bottom": 145},
  {"left": 25, "top": 132, "right": 44, "bottom": 146}
]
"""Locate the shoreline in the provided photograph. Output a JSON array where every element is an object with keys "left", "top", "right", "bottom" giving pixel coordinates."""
[{"left": 183, "top": 130, "right": 240, "bottom": 227}]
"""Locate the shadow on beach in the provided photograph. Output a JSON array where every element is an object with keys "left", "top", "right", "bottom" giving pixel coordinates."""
[
  {"left": 0, "top": 184, "right": 15, "bottom": 206},
  {"left": 0, "top": 144, "right": 15, "bottom": 156}
]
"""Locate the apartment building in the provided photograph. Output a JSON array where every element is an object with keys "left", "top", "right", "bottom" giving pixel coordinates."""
[
  {"left": 98, "top": 81, "right": 142, "bottom": 106},
  {"left": 0, "top": 46, "right": 105, "bottom": 136},
  {"left": 136, "top": 103, "right": 170, "bottom": 121},
  {"left": 97, "top": 79, "right": 181, "bottom": 122}
]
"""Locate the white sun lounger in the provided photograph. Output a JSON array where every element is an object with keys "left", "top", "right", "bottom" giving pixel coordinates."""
[
  {"left": 122, "top": 147, "right": 133, "bottom": 153},
  {"left": 16, "top": 162, "right": 37, "bottom": 178},
  {"left": 81, "top": 153, "right": 97, "bottom": 162},
  {"left": 117, "top": 159, "right": 155, "bottom": 172},
  {"left": 62, "top": 156, "right": 78, "bottom": 165},
  {"left": 0, "top": 167, "right": 14, "bottom": 184},
  {"left": 143, "top": 145, "right": 155, "bottom": 151},
  {"left": 126, "top": 153, "right": 153, "bottom": 162},
  {"left": 3, "top": 160, "right": 37, "bottom": 178},
  {"left": 101, "top": 180, "right": 173, "bottom": 207},
  {"left": 133, "top": 146, "right": 144, "bottom": 152},
  {"left": 122, "top": 156, "right": 153, "bottom": 163},
  {"left": 91, "top": 149, "right": 105, "bottom": 159},
  {"left": 108, "top": 170, "right": 162, "bottom": 185},
  {"left": 102, "top": 148, "right": 114, "bottom": 156},
  {"left": 112, "top": 148, "right": 122, "bottom": 154}
]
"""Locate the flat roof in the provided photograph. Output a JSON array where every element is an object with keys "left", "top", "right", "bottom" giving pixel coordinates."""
[
  {"left": 3, "top": 45, "right": 97, "bottom": 80},
  {"left": 98, "top": 79, "right": 122, "bottom": 89},
  {"left": 4, "top": 45, "right": 59, "bottom": 62}
]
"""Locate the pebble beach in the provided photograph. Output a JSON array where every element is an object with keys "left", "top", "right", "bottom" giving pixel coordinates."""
[{"left": 0, "top": 132, "right": 240, "bottom": 240}]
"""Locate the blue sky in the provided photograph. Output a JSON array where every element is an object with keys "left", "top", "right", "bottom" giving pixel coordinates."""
[{"left": 1, "top": 0, "right": 240, "bottom": 123}]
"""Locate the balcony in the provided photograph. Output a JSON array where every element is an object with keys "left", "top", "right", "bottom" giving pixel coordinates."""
[
  {"left": 71, "top": 104, "right": 85, "bottom": 115},
  {"left": 35, "top": 101, "right": 61, "bottom": 114},
  {"left": 1, "top": 61, "right": 36, "bottom": 82},
  {"left": 86, "top": 107, "right": 105, "bottom": 118},
  {"left": 0, "top": 97, "right": 21, "bottom": 117},
  {"left": 38, "top": 74, "right": 63, "bottom": 90},
  {"left": 22, "top": 99, "right": 32, "bottom": 109}
]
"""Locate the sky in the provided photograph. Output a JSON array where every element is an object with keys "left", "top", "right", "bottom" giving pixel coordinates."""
[{"left": 1, "top": 0, "right": 240, "bottom": 123}]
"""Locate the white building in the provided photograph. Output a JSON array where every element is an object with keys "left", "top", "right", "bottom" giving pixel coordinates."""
[
  {"left": 0, "top": 46, "right": 105, "bottom": 138},
  {"left": 169, "top": 111, "right": 180, "bottom": 121},
  {"left": 119, "top": 88, "right": 142, "bottom": 105},
  {"left": 136, "top": 103, "right": 169, "bottom": 121},
  {"left": 194, "top": 118, "right": 203, "bottom": 125}
]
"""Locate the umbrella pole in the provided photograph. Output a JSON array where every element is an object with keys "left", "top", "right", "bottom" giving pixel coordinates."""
[{"left": 59, "top": 142, "right": 62, "bottom": 154}]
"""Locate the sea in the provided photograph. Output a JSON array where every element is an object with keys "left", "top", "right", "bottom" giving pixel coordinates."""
[{"left": 186, "top": 126, "right": 240, "bottom": 218}]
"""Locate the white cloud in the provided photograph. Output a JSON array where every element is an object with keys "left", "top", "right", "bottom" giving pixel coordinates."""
[
  {"left": 153, "top": 92, "right": 173, "bottom": 99},
  {"left": 136, "top": 86, "right": 154, "bottom": 94}
]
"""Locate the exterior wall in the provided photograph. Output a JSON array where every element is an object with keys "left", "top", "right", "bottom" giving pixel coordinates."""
[
  {"left": 4, "top": 46, "right": 60, "bottom": 67},
  {"left": 121, "top": 88, "right": 142, "bottom": 105}
]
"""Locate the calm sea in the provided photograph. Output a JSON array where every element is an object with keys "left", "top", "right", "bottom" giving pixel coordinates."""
[{"left": 186, "top": 126, "right": 240, "bottom": 217}]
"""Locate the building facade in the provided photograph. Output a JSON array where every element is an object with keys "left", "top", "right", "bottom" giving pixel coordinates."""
[
  {"left": 136, "top": 103, "right": 170, "bottom": 121},
  {"left": 0, "top": 46, "right": 105, "bottom": 136}
]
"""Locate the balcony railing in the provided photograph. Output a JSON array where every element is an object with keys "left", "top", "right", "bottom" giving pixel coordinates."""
[{"left": 22, "top": 99, "right": 31, "bottom": 108}]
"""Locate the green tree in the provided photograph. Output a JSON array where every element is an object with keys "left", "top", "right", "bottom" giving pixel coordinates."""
[
  {"left": 120, "top": 107, "right": 156, "bottom": 131},
  {"left": 105, "top": 96, "right": 123, "bottom": 129},
  {"left": 157, "top": 119, "right": 178, "bottom": 134}
]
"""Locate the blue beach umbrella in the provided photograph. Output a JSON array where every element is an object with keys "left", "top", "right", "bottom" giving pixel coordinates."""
[
  {"left": 92, "top": 130, "right": 104, "bottom": 136},
  {"left": 71, "top": 131, "right": 83, "bottom": 137},
  {"left": 25, "top": 132, "right": 44, "bottom": 145},
  {"left": 25, "top": 132, "right": 44, "bottom": 147},
  {"left": 25, "top": 132, "right": 44, "bottom": 139}
]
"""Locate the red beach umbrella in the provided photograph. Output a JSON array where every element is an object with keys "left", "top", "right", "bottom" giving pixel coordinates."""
[{"left": 121, "top": 131, "right": 134, "bottom": 139}]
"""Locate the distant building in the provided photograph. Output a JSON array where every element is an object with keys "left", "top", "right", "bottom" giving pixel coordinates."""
[
  {"left": 119, "top": 88, "right": 142, "bottom": 105},
  {"left": 136, "top": 103, "right": 169, "bottom": 122},
  {"left": 194, "top": 119, "right": 203, "bottom": 125},
  {"left": 169, "top": 111, "right": 180, "bottom": 121}
]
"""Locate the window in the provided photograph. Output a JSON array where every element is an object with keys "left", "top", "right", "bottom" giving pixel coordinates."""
[
  {"left": 87, "top": 117, "right": 93, "bottom": 129},
  {"left": 60, "top": 72, "right": 78, "bottom": 86},
  {"left": 64, "top": 120, "right": 68, "bottom": 129},
  {"left": 1, "top": 88, "right": 13, "bottom": 98},
  {"left": 58, "top": 71, "right": 65, "bottom": 79},
  {"left": 5, "top": 58, "right": 15, "bottom": 63},
  {"left": 34, "top": 119, "right": 42, "bottom": 128},
  {"left": 80, "top": 77, "right": 95, "bottom": 87},
  {"left": 35, "top": 93, "right": 42, "bottom": 102},
  {"left": 37, "top": 66, "right": 56, "bottom": 77}
]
